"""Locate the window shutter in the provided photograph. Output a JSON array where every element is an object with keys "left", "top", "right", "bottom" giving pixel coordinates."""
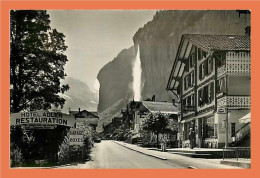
[
  {"left": 199, "top": 65, "right": 202, "bottom": 79},
  {"left": 188, "top": 96, "right": 191, "bottom": 107},
  {"left": 191, "top": 94, "right": 194, "bottom": 106},
  {"left": 189, "top": 56, "right": 192, "bottom": 68},
  {"left": 183, "top": 99, "right": 186, "bottom": 106},
  {"left": 184, "top": 76, "right": 186, "bottom": 90},
  {"left": 211, "top": 83, "right": 214, "bottom": 102},
  {"left": 205, "top": 60, "right": 208, "bottom": 76},
  {"left": 198, "top": 90, "right": 201, "bottom": 106},
  {"left": 203, "top": 51, "right": 207, "bottom": 58},
  {"left": 209, "top": 58, "right": 213, "bottom": 73},
  {"left": 186, "top": 76, "right": 189, "bottom": 89},
  {"left": 199, "top": 89, "right": 204, "bottom": 106},
  {"left": 192, "top": 55, "right": 195, "bottom": 67},
  {"left": 191, "top": 72, "right": 193, "bottom": 86},
  {"left": 188, "top": 74, "right": 191, "bottom": 87},
  {"left": 198, "top": 48, "right": 201, "bottom": 60},
  {"left": 202, "top": 63, "right": 205, "bottom": 79},
  {"left": 208, "top": 84, "right": 211, "bottom": 102}
]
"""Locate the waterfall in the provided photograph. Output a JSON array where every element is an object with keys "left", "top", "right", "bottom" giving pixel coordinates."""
[{"left": 132, "top": 45, "right": 142, "bottom": 101}]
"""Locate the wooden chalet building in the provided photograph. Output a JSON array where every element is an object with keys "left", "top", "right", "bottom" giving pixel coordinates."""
[{"left": 166, "top": 34, "right": 250, "bottom": 148}]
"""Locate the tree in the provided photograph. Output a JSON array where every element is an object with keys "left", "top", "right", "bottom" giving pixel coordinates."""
[
  {"left": 10, "top": 10, "right": 69, "bottom": 113},
  {"left": 141, "top": 112, "right": 169, "bottom": 148}
]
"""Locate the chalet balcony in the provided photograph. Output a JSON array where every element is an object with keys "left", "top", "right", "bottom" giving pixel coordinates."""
[
  {"left": 217, "top": 96, "right": 250, "bottom": 109},
  {"left": 217, "top": 52, "right": 250, "bottom": 77}
]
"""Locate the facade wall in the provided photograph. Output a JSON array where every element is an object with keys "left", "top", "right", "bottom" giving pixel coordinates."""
[
  {"left": 179, "top": 46, "right": 250, "bottom": 148},
  {"left": 228, "top": 76, "right": 250, "bottom": 95}
]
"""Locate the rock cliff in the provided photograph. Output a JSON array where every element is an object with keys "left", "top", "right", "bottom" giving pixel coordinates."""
[{"left": 97, "top": 46, "right": 135, "bottom": 113}]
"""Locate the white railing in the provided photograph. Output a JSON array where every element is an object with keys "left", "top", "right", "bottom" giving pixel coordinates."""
[
  {"left": 217, "top": 52, "right": 250, "bottom": 77},
  {"left": 217, "top": 96, "right": 251, "bottom": 109}
]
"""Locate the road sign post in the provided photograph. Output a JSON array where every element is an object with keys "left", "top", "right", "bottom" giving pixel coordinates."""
[{"left": 225, "top": 107, "right": 229, "bottom": 148}]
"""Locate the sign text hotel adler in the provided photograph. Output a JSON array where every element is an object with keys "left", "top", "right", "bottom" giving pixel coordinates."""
[{"left": 10, "top": 110, "right": 75, "bottom": 127}]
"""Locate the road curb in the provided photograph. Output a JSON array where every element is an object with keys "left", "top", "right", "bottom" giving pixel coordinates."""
[
  {"left": 113, "top": 141, "right": 168, "bottom": 161},
  {"left": 220, "top": 160, "right": 250, "bottom": 169}
]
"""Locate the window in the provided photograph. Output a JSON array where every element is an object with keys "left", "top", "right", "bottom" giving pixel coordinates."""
[
  {"left": 205, "top": 117, "right": 215, "bottom": 138},
  {"left": 198, "top": 83, "right": 214, "bottom": 107},
  {"left": 200, "top": 58, "right": 213, "bottom": 80}
]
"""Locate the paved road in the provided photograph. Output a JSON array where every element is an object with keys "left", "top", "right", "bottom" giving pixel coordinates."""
[
  {"left": 56, "top": 140, "right": 240, "bottom": 169},
  {"left": 87, "top": 140, "right": 179, "bottom": 168}
]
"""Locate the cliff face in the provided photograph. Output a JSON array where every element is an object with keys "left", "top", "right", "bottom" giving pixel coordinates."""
[
  {"left": 97, "top": 46, "right": 135, "bottom": 114},
  {"left": 97, "top": 10, "right": 250, "bottom": 121},
  {"left": 133, "top": 10, "right": 250, "bottom": 102}
]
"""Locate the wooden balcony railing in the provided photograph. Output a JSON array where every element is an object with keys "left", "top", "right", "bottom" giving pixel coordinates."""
[
  {"left": 217, "top": 52, "right": 250, "bottom": 77},
  {"left": 217, "top": 96, "right": 250, "bottom": 109}
]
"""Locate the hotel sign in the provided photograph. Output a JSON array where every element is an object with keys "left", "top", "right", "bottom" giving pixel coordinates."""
[
  {"left": 10, "top": 110, "right": 75, "bottom": 127},
  {"left": 69, "top": 128, "right": 84, "bottom": 146}
]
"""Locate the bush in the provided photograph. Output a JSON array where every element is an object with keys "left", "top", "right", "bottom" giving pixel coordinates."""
[
  {"left": 58, "top": 133, "right": 71, "bottom": 164},
  {"left": 10, "top": 143, "right": 23, "bottom": 167}
]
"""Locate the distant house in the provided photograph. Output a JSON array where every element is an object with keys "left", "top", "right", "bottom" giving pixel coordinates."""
[
  {"left": 128, "top": 100, "right": 179, "bottom": 131},
  {"left": 166, "top": 34, "right": 250, "bottom": 148},
  {"left": 102, "top": 122, "right": 114, "bottom": 138},
  {"left": 69, "top": 108, "right": 99, "bottom": 130}
]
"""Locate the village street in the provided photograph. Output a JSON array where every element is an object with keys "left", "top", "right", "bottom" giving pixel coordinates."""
[
  {"left": 55, "top": 140, "right": 241, "bottom": 169},
  {"left": 7, "top": 10, "right": 251, "bottom": 170}
]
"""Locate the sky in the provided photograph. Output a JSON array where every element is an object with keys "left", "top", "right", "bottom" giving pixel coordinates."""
[{"left": 48, "top": 10, "right": 156, "bottom": 92}]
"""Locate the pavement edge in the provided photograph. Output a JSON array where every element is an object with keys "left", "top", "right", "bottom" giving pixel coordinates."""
[{"left": 113, "top": 141, "right": 168, "bottom": 161}]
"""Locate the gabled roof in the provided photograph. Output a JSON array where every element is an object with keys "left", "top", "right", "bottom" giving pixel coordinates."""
[
  {"left": 141, "top": 101, "right": 179, "bottom": 114},
  {"left": 183, "top": 34, "right": 250, "bottom": 51},
  {"left": 89, "top": 111, "right": 98, "bottom": 117}
]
